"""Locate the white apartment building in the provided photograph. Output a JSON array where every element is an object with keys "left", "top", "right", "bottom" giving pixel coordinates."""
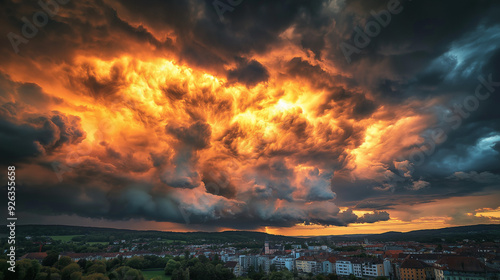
[
  {"left": 323, "top": 260, "right": 336, "bottom": 274},
  {"left": 296, "top": 256, "right": 321, "bottom": 274},
  {"left": 362, "top": 262, "right": 385, "bottom": 277},
  {"left": 336, "top": 260, "right": 354, "bottom": 276},
  {"left": 273, "top": 256, "right": 295, "bottom": 271},
  {"left": 336, "top": 258, "right": 385, "bottom": 278}
]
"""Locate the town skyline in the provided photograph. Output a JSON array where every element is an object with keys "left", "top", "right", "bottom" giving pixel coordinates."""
[
  {"left": 1, "top": 0, "right": 500, "bottom": 236},
  {"left": 6, "top": 223, "right": 500, "bottom": 279}
]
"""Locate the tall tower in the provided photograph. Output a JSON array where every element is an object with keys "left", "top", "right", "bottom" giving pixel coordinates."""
[{"left": 264, "top": 239, "right": 270, "bottom": 254}]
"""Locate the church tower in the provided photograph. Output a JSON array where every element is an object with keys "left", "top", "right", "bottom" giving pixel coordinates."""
[{"left": 264, "top": 238, "right": 270, "bottom": 254}]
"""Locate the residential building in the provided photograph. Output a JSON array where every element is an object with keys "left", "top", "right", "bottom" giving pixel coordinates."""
[
  {"left": 19, "top": 252, "right": 47, "bottom": 263},
  {"left": 224, "top": 261, "right": 242, "bottom": 277},
  {"left": 322, "top": 257, "right": 336, "bottom": 275},
  {"left": 273, "top": 256, "right": 295, "bottom": 271},
  {"left": 400, "top": 258, "right": 433, "bottom": 280},
  {"left": 336, "top": 259, "right": 354, "bottom": 276},
  {"left": 296, "top": 256, "right": 321, "bottom": 274},
  {"left": 336, "top": 258, "right": 385, "bottom": 278},
  {"left": 361, "top": 260, "right": 386, "bottom": 277},
  {"left": 434, "top": 256, "right": 500, "bottom": 280},
  {"left": 257, "top": 255, "right": 272, "bottom": 273}
]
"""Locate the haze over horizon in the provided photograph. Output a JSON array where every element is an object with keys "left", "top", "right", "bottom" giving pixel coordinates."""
[
  {"left": 1, "top": 0, "right": 500, "bottom": 236},
  {"left": 17, "top": 223, "right": 500, "bottom": 238}
]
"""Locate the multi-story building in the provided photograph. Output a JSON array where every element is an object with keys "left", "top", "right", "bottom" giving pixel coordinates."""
[
  {"left": 336, "top": 258, "right": 386, "bottom": 278},
  {"left": 322, "top": 257, "right": 336, "bottom": 275},
  {"left": 401, "top": 254, "right": 444, "bottom": 265},
  {"left": 296, "top": 256, "right": 321, "bottom": 274},
  {"left": 257, "top": 255, "right": 272, "bottom": 273},
  {"left": 238, "top": 255, "right": 256, "bottom": 271},
  {"left": 238, "top": 254, "right": 272, "bottom": 273},
  {"left": 434, "top": 256, "right": 500, "bottom": 280},
  {"left": 361, "top": 260, "right": 386, "bottom": 278},
  {"left": 19, "top": 252, "right": 48, "bottom": 263},
  {"left": 224, "top": 261, "right": 242, "bottom": 277},
  {"left": 273, "top": 256, "right": 295, "bottom": 271},
  {"left": 400, "top": 258, "right": 433, "bottom": 280},
  {"left": 221, "top": 253, "right": 238, "bottom": 262},
  {"left": 353, "top": 261, "right": 363, "bottom": 277},
  {"left": 336, "top": 259, "right": 354, "bottom": 276}
]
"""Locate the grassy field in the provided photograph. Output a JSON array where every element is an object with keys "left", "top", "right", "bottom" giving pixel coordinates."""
[
  {"left": 86, "top": 241, "right": 109, "bottom": 245},
  {"left": 160, "top": 239, "right": 186, "bottom": 244},
  {"left": 141, "top": 270, "right": 171, "bottom": 280},
  {"left": 50, "top": 235, "right": 84, "bottom": 242}
]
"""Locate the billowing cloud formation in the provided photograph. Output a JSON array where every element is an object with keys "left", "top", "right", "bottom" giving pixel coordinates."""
[{"left": 0, "top": 0, "right": 499, "bottom": 231}]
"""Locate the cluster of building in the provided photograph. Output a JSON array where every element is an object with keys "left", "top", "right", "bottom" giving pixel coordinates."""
[
  {"left": 220, "top": 240, "right": 500, "bottom": 279},
  {"left": 222, "top": 248, "right": 390, "bottom": 277},
  {"left": 20, "top": 238, "right": 500, "bottom": 280}
]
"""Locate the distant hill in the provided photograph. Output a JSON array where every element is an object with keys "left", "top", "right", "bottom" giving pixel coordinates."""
[
  {"left": 312, "top": 224, "right": 500, "bottom": 243},
  {"left": 15, "top": 224, "right": 303, "bottom": 244},
  {"left": 13, "top": 224, "right": 500, "bottom": 244}
]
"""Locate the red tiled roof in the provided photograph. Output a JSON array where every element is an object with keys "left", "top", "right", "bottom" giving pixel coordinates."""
[
  {"left": 436, "top": 256, "right": 496, "bottom": 272},
  {"left": 401, "top": 259, "right": 430, "bottom": 269},
  {"left": 20, "top": 252, "right": 47, "bottom": 260},
  {"left": 224, "top": 261, "right": 238, "bottom": 268},
  {"left": 297, "top": 256, "right": 316, "bottom": 261}
]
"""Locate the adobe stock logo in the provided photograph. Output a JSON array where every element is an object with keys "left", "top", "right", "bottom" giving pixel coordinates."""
[
  {"left": 7, "top": 0, "right": 70, "bottom": 54},
  {"left": 341, "top": 0, "right": 410, "bottom": 63}
]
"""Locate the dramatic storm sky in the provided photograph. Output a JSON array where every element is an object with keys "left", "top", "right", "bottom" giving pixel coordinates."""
[{"left": 1, "top": 0, "right": 500, "bottom": 235}]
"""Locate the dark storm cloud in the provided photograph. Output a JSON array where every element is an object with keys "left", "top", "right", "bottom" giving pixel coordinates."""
[
  {"left": 49, "top": 113, "right": 86, "bottom": 147},
  {"left": 199, "top": 203, "right": 390, "bottom": 229},
  {"left": 0, "top": 78, "right": 85, "bottom": 165},
  {"left": 0, "top": 119, "right": 48, "bottom": 164},
  {"left": 227, "top": 59, "right": 270, "bottom": 87},
  {"left": 8, "top": 157, "right": 389, "bottom": 229},
  {"left": 75, "top": 64, "right": 126, "bottom": 100},
  {"left": 355, "top": 201, "right": 397, "bottom": 210},
  {"left": 111, "top": 0, "right": 333, "bottom": 73},
  {"left": 202, "top": 168, "right": 237, "bottom": 199},
  {"left": 0, "top": 72, "right": 64, "bottom": 110},
  {"left": 0, "top": 0, "right": 174, "bottom": 63},
  {"left": 447, "top": 171, "right": 500, "bottom": 185},
  {"left": 285, "top": 57, "right": 349, "bottom": 92},
  {"left": 11, "top": 162, "right": 185, "bottom": 223},
  {"left": 162, "top": 84, "right": 188, "bottom": 101},
  {"left": 330, "top": 0, "right": 500, "bottom": 100},
  {"left": 336, "top": 208, "right": 359, "bottom": 224},
  {"left": 0, "top": 71, "right": 86, "bottom": 165},
  {"left": 320, "top": 0, "right": 500, "bottom": 211},
  {"left": 17, "top": 83, "right": 64, "bottom": 107},
  {"left": 166, "top": 120, "right": 212, "bottom": 149},
  {"left": 161, "top": 121, "right": 212, "bottom": 189},
  {"left": 357, "top": 211, "right": 390, "bottom": 223}
]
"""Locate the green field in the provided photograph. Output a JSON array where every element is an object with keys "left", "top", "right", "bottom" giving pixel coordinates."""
[
  {"left": 86, "top": 241, "right": 109, "bottom": 245},
  {"left": 160, "top": 239, "right": 186, "bottom": 244},
  {"left": 141, "top": 270, "right": 171, "bottom": 280},
  {"left": 50, "top": 235, "right": 84, "bottom": 242}
]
